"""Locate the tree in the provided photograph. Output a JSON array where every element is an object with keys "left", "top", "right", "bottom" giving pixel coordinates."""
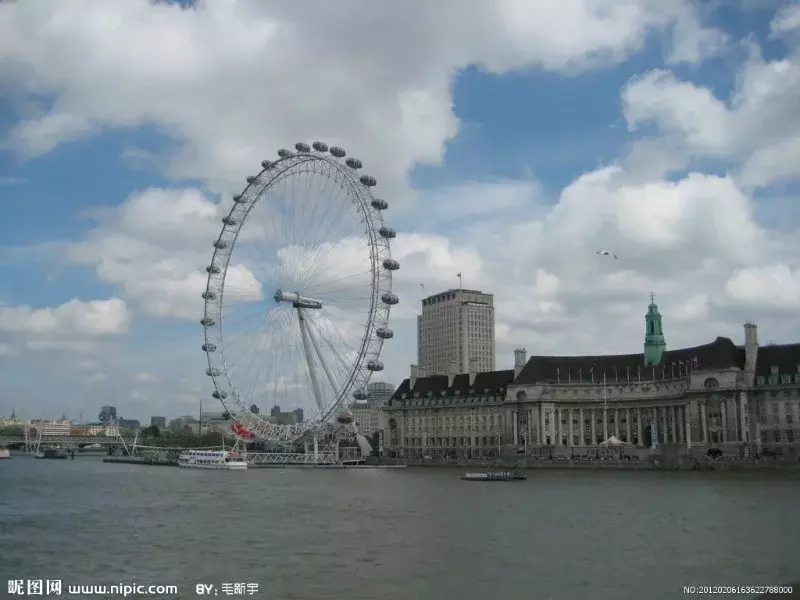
[
  {"left": 141, "top": 425, "right": 161, "bottom": 438},
  {"left": 0, "top": 425, "right": 24, "bottom": 437}
]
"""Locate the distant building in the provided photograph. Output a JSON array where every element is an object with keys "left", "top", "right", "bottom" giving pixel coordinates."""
[
  {"left": 169, "top": 416, "right": 198, "bottom": 431},
  {"left": 118, "top": 418, "right": 140, "bottom": 430},
  {"left": 270, "top": 405, "right": 281, "bottom": 418},
  {"left": 385, "top": 296, "right": 800, "bottom": 459},
  {"left": 150, "top": 416, "right": 166, "bottom": 428},
  {"left": 249, "top": 404, "right": 260, "bottom": 415},
  {"left": 27, "top": 419, "right": 73, "bottom": 437},
  {"left": 417, "top": 288, "right": 495, "bottom": 376},
  {"left": 351, "top": 381, "right": 396, "bottom": 440},
  {"left": 99, "top": 406, "right": 117, "bottom": 423},
  {"left": 71, "top": 423, "right": 120, "bottom": 437}
]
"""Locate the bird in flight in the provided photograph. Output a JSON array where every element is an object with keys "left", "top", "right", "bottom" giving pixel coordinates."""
[{"left": 596, "top": 250, "right": 618, "bottom": 259}]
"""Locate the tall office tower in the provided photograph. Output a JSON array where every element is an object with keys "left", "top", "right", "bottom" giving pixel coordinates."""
[{"left": 417, "top": 288, "right": 495, "bottom": 376}]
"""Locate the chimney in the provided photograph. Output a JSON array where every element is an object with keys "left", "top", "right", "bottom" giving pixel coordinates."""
[
  {"left": 447, "top": 358, "right": 458, "bottom": 388},
  {"left": 468, "top": 358, "right": 478, "bottom": 387},
  {"left": 417, "top": 365, "right": 427, "bottom": 378},
  {"left": 514, "top": 348, "right": 527, "bottom": 378},
  {"left": 744, "top": 322, "right": 759, "bottom": 373},
  {"left": 410, "top": 364, "right": 418, "bottom": 390}
]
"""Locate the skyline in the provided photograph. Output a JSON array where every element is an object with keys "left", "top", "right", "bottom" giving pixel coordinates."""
[{"left": 1, "top": 0, "right": 799, "bottom": 423}]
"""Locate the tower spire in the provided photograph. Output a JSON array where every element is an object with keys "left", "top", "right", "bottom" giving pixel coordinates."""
[{"left": 644, "top": 294, "right": 666, "bottom": 366}]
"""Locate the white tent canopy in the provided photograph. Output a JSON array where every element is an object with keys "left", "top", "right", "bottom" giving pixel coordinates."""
[{"left": 599, "top": 435, "right": 625, "bottom": 447}]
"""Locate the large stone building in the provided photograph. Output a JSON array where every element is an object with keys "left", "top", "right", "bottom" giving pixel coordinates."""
[
  {"left": 384, "top": 296, "right": 800, "bottom": 458},
  {"left": 351, "top": 381, "right": 396, "bottom": 441},
  {"left": 417, "top": 288, "right": 495, "bottom": 376}
]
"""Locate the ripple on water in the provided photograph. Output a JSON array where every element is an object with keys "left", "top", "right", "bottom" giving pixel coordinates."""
[{"left": 0, "top": 461, "right": 798, "bottom": 600}]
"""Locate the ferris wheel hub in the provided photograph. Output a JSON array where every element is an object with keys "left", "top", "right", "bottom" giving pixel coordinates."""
[{"left": 274, "top": 289, "right": 323, "bottom": 309}]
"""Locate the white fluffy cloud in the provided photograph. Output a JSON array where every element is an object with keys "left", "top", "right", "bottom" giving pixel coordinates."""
[
  {"left": 0, "top": 0, "right": 797, "bottom": 421},
  {"left": 0, "top": 0, "right": 725, "bottom": 198},
  {"left": 622, "top": 10, "right": 800, "bottom": 188},
  {"left": 67, "top": 187, "right": 261, "bottom": 320},
  {"left": 0, "top": 298, "right": 130, "bottom": 353}
]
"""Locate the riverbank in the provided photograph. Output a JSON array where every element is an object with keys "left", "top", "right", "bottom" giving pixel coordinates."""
[
  {"left": 103, "top": 456, "right": 174, "bottom": 466},
  {"left": 403, "top": 459, "right": 800, "bottom": 472},
  {"left": 102, "top": 456, "right": 408, "bottom": 469}
]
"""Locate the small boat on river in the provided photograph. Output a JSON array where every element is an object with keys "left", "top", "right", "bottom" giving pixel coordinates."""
[
  {"left": 461, "top": 470, "right": 527, "bottom": 481},
  {"left": 35, "top": 448, "right": 68, "bottom": 460},
  {"left": 0, "top": 445, "right": 10, "bottom": 459}
]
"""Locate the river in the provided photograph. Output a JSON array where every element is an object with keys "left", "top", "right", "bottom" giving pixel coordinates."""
[{"left": 0, "top": 457, "right": 797, "bottom": 599}]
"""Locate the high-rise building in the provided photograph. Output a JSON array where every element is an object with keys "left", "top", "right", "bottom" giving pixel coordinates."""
[
  {"left": 366, "top": 381, "right": 395, "bottom": 407},
  {"left": 99, "top": 406, "right": 117, "bottom": 423},
  {"left": 150, "top": 416, "right": 166, "bottom": 428},
  {"left": 417, "top": 288, "right": 495, "bottom": 376}
]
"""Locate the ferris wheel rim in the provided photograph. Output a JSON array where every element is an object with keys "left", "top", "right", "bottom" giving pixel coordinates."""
[{"left": 200, "top": 142, "right": 397, "bottom": 444}]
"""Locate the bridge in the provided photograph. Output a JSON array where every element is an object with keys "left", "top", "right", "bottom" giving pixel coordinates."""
[
  {"left": 0, "top": 435, "right": 136, "bottom": 447},
  {"left": 0, "top": 435, "right": 367, "bottom": 465}
]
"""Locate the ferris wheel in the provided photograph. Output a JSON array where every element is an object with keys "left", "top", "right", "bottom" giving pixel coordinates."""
[{"left": 200, "top": 141, "right": 398, "bottom": 443}]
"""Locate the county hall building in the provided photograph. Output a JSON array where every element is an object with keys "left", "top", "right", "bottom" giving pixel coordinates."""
[{"left": 383, "top": 296, "right": 800, "bottom": 459}]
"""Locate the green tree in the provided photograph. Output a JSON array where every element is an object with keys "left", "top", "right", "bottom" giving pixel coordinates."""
[
  {"left": 0, "top": 425, "right": 24, "bottom": 437},
  {"left": 140, "top": 425, "right": 161, "bottom": 439}
]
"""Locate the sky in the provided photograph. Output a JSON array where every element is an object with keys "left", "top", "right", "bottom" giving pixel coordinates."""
[{"left": 0, "top": 0, "right": 799, "bottom": 424}]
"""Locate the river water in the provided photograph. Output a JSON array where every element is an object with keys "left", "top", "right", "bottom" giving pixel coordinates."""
[{"left": 0, "top": 457, "right": 798, "bottom": 600}]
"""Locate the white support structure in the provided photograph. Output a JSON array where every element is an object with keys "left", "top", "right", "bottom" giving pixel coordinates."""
[
  {"left": 304, "top": 312, "right": 340, "bottom": 395},
  {"left": 247, "top": 452, "right": 338, "bottom": 465},
  {"left": 297, "top": 307, "right": 326, "bottom": 415}
]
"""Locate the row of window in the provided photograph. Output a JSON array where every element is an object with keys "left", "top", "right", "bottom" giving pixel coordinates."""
[{"left": 756, "top": 372, "right": 800, "bottom": 386}]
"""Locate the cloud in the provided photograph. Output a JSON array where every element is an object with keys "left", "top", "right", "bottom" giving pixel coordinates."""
[
  {"left": 0, "top": 0, "right": 725, "bottom": 197},
  {"left": 0, "top": 0, "right": 797, "bottom": 423},
  {"left": 67, "top": 187, "right": 261, "bottom": 320},
  {"left": 622, "top": 11, "right": 800, "bottom": 188},
  {"left": 0, "top": 298, "right": 130, "bottom": 354},
  {"left": 0, "top": 176, "right": 28, "bottom": 186},
  {"left": 134, "top": 371, "right": 160, "bottom": 383}
]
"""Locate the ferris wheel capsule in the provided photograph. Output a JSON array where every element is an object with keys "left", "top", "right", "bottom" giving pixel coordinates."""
[{"left": 337, "top": 411, "right": 355, "bottom": 424}]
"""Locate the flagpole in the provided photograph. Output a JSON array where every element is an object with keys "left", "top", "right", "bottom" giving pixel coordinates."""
[{"left": 457, "top": 273, "right": 462, "bottom": 292}]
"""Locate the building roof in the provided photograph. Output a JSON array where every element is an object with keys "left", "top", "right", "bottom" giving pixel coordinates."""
[
  {"left": 389, "top": 369, "right": 515, "bottom": 404},
  {"left": 755, "top": 343, "right": 800, "bottom": 377},
  {"left": 514, "top": 336, "right": 744, "bottom": 385}
]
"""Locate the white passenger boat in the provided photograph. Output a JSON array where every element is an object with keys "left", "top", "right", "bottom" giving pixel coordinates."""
[
  {"left": 0, "top": 446, "right": 10, "bottom": 460},
  {"left": 177, "top": 449, "right": 247, "bottom": 470}
]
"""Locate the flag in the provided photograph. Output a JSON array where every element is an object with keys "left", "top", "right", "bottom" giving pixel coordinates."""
[{"left": 457, "top": 272, "right": 462, "bottom": 278}]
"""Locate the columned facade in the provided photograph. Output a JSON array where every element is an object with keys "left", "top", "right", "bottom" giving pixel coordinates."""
[{"left": 383, "top": 321, "right": 800, "bottom": 460}]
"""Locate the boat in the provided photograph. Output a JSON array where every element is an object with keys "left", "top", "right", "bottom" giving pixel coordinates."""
[
  {"left": 35, "top": 448, "right": 68, "bottom": 460},
  {"left": 177, "top": 449, "right": 247, "bottom": 470},
  {"left": 0, "top": 445, "right": 10, "bottom": 459},
  {"left": 461, "top": 470, "right": 527, "bottom": 481}
]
